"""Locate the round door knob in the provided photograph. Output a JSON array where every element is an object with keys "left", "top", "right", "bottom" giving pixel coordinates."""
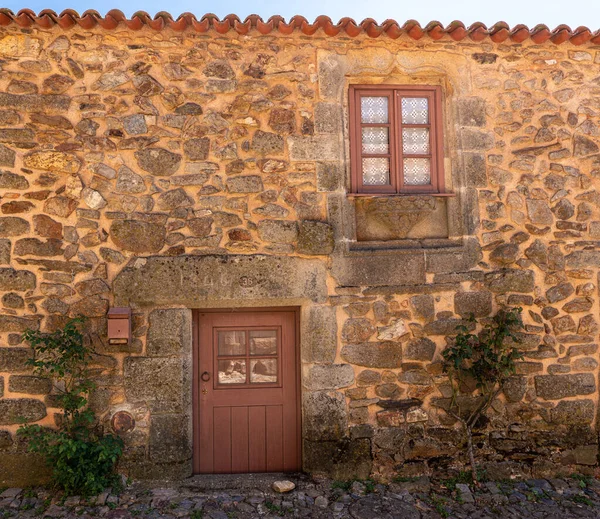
[{"left": 201, "top": 371, "right": 210, "bottom": 382}]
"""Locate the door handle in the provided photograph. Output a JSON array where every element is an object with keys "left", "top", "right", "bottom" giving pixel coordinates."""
[{"left": 201, "top": 371, "right": 210, "bottom": 382}]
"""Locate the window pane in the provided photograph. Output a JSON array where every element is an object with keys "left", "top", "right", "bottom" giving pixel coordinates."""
[
  {"left": 249, "top": 330, "right": 277, "bottom": 356},
  {"left": 402, "top": 97, "right": 429, "bottom": 124},
  {"left": 250, "top": 359, "right": 277, "bottom": 384},
  {"left": 362, "top": 127, "right": 389, "bottom": 154},
  {"left": 404, "top": 158, "right": 431, "bottom": 185},
  {"left": 362, "top": 157, "right": 390, "bottom": 185},
  {"left": 218, "top": 359, "right": 246, "bottom": 384},
  {"left": 218, "top": 331, "right": 245, "bottom": 356},
  {"left": 361, "top": 96, "right": 388, "bottom": 124},
  {"left": 402, "top": 128, "right": 430, "bottom": 155}
]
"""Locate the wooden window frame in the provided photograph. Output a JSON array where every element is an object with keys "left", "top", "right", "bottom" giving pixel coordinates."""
[{"left": 349, "top": 84, "right": 446, "bottom": 195}]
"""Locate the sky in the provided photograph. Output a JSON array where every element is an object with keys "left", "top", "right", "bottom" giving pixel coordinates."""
[{"left": 2, "top": 0, "right": 600, "bottom": 30}]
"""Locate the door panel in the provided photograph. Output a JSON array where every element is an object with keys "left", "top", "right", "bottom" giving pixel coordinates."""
[{"left": 194, "top": 310, "right": 299, "bottom": 474}]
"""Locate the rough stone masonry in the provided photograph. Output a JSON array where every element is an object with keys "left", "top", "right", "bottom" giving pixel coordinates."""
[{"left": 0, "top": 15, "right": 600, "bottom": 486}]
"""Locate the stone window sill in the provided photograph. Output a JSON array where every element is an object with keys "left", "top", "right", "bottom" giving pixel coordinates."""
[
  {"left": 348, "top": 238, "right": 463, "bottom": 253},
  {"left": 346, "top": 192, "right": 455, "bottom": 198}
]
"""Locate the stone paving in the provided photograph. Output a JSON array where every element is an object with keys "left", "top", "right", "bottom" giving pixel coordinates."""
[{"left": 1, "top": 474, "right": 600, "bottom": 518}]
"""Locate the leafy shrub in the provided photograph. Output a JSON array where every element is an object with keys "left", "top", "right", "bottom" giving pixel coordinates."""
[
  {"left": 435, "top": 307, "right": 524, "bottom": 482},
  {"left": 17, "top": 317, "right": 123, "bottom": 496}
]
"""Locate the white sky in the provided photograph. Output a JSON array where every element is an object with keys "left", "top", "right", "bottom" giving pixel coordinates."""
[{"left": 4, "top": 0, "right": 600, "bottom": 30}]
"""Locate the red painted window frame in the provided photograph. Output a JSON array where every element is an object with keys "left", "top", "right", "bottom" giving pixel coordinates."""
[{"left": 349, "top": 84, "right": 446, "bottom": 195}]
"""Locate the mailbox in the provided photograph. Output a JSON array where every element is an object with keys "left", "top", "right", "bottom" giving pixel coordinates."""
[{"left": 108, "top": 307, "right": 131, "bottom": 345}]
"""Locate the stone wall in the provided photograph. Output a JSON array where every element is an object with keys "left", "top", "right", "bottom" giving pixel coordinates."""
[{"left": 0, "top": 24, "right": 600, "bottom": 485}]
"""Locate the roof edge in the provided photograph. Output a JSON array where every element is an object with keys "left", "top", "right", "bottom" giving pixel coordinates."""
[{"left": 0, "top": 9, "right": 599, "bottom": 45}]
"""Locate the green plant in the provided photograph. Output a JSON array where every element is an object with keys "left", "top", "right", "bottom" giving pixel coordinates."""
[
  {"left": 434, "top": 308, "right": 524, "bottom": 483},
  {"left": 570, "top": 473, "right": 593, "bottom": 489},
  {"left": 191, "top": 511, "right": 204, "bottom": 519},
  {"left": 17, "top": 318, "right": 123, "bottom": 497},
  {"left": 429, "top": 495, "right": 449, "bottom": 518},
  {"left": 571, "top": 494, "right": 593, "bottom": 506}
]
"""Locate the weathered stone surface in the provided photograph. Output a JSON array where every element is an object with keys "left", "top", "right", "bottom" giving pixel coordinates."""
[
  {"left": 115, "top": 166, "right": 145, "bottom": 193},
  {"left": 23, "top": 151, "right": 80, "bottom": 173},
  {"left": 75, "top": 278, "right": 110, "bottom": 297},
  {"left": 0, "top": 171, "right": 28, "bottom": 189},
  {"left": 110, "top": 220, "right": 166, "bottom": 253},
  {"left": 14, "top": 238, "right": 63, "bottom": 257},
  {"left": 157, "top": 188, "right": 194, "bottom": 210},
  {"left": 485, "top": 269, "right": 535, "bottom": 293},
  {"left": 454, "top": 291, "right": 492, "bottom": 317},
  {"left": 526, "top": 199, "right": 553, "bottom": 225},
  {"left": 147, "top": 309, "right": 190, "bottom": 357},
  {"left": 148, "top": 414, "right": 191, "bottom": 463},
  {"left": 0, "top": 348, "right": 32, "bottom": 371},
  {"left": 251, "top": 130, "right": 284, "bottom": 154},
  {"left": 32, "top": 215, "right": 61, "bottom": 239},
  {"left": 546, "top": 283, "right": 574, "bottom": 304},
  {"left": 377, "top": 319, "right": 407, "bottom": 340},
  {"left": 135, "top": 148, "right": 181, "bottom": 176},
  {"left": 227, "top": 175, "right": 264, "bottom": 193},
  {"left": 297, "top": 220, "right": 334, "bottom": 255},
  {"left": 341, "top": 342, "right": 402, "bottom": 368},
  {"left": 342, "top": 318, "right": 375, "bottom": 343},
  {"left": 502, "top": 376, "right": 527, "bottom": 402},
  {"left": 0, "top": 398, "right": 46, "bottom": 424},
  {"left": 183, "top": 138, "right": 210, "bottom": 161},
  {"left": 303, "top": 391, "right": 347, "bottom": 441},
  {"left": 44, "top": 196, "right": 77, "bottom": 218},
  {"left": 424, "top": 318, "right": 475, "bottom": 336},
  {"left": 0, "top": 268, "right": 36, "bottom": 291},
  {"left": 303, "top": 306, "right": 337, "bottom": 363},
  {"left": 0, "top": 217, "right": 29, "bottom": 236},
  {"left": 410, "top": 295, "right": 435, "bottom": 321},
  {"left": 2, "top": 292, "right": 24, "bottom": 308},
  {"left": 124, "top": 357, "right": 183, "bottom": 403},
  {"left": 305, "top": 364, "right": 355, "bottom": 390},
  {"left": 114, "top": 255, "right": 327, "bottom": 305},
  {"left": 535, "top": 374, "right": 596, "bottom": 400},
  {"left": 8, "top": 375, "right": 51, "bottom": 394},
  {"left": 70, "top": 295, "right": 108, "bottom": 317},
  {"left": 550, "top": 399, "right": 595, "bottom": 424},
  {"left": 304, "top": 438, "right": 371, "bottom": 480},
  {"left": 257, "top": 220, "right": 298, "bottom": 243},
  {"left": 0, "top": 93, "right": 70, "bottom": 112},
  {"left": 404, "top": 338, "right": 436, "bottom": 361}
]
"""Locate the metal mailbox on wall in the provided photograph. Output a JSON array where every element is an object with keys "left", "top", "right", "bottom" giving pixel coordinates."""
[{"left": 107, "top": 307, "right": 131, "bottom": 346}]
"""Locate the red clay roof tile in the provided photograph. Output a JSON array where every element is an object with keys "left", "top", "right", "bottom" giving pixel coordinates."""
[{"left": 0, "top": 9, "right": 599, "bottom": 45}]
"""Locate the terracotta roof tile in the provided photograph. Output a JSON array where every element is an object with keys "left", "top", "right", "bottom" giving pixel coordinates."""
[{"left": 0, "top": 9, "right": 599, "bottom": 45}]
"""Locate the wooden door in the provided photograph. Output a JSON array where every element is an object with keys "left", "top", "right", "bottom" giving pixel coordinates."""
[{"left": 193, "top": 309, "right": 300, "bottom": 474}]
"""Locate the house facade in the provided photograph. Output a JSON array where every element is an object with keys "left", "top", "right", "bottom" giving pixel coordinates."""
[{"left": 1, "top": 10, "right": 600, "bottom": 485}]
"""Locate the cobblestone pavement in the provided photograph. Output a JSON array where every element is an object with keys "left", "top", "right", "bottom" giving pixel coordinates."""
[{"left": 1, "top": 474, "right": 600, "bottom": 518}]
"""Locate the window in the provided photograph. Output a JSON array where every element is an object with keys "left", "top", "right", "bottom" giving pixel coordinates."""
[{"left": 349, "top": 85, "right": 445, "bottom": 195}]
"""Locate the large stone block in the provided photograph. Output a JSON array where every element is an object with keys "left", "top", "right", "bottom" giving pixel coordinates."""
[
  {"left": 454, "top": 291, "right": 492, "bottom": 317},
  {"left": 0, "top": 347, "right": 32, "bottom": 371},
  {"left": 484, "top": 269, "right": 535, "bottom": 293},
  {"left": 124, "top": 357, "right": 183, "bottom": 404},
  {"left": 534, "top": 374, "right": 596, "bottom": 400},
  {"left": 456, "top": 97, "right": 487, "bottom": 127},
  {"left": 110, "top": 220, "right": 166, "bottom": 253},
  {"left": 0, "top": 267, "right": 36, "bottom": 291},
  {"left": 8, "top": 375, "right": 51, "bottom": 394},
  {"left": 147, "top": 308, "right": 191, "bottom": 357},
  {"left": 303, "top": 391, "right": 347, "bottom": 441},
  {"left": 287, "top": 135, "right": 340, "bottom": 161},
  {"left": 304, "top": 364, "right": 355, "bottom": 390},
  {"left": 332, "top": 252, "right": 425, "bottom": 287},
  {"left": 303, "top": 438, "right": 371, "bottom": 479},
  {"left": 0, "top": 217, "right": 29, "bottom": 237},
  {"left": 0, "top": 315, "right": 40, "bottom": 332},
  {"left": 114, "top": 255, "right": 328, "bottom": 305},
  {"left": 297, "top": 221, "right": 334, "bottom": 255},
  {"left": 148, "top": 414, "right": 192, "bottom": 463},
  {"left": 550, "top": 400, "right": 595, "bottom": 425},
  {"left": 302, "top": 306, "right": 337, "bottom": 363},
  {"left": 0, "top": 93, "right": 70, "bottom": 112},
  {"left": 341, "top": 342, "right": 402, "bottom": 368},
  {"left": 404, "top": 338, "right": 436, "bottom": 361},
  {"left": 0, "top": 453, "right": 51, "bottom": 487},
  {"left": 566, "top": 251, "right": 600, "bottom": 268},
  {"left": 0, "top": 398, "right": 46, "bottom": 424}
]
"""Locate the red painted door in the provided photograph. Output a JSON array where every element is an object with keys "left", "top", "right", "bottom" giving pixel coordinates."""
[{"left": 193, "top": 310, "right": 300, "bottom": 473}]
